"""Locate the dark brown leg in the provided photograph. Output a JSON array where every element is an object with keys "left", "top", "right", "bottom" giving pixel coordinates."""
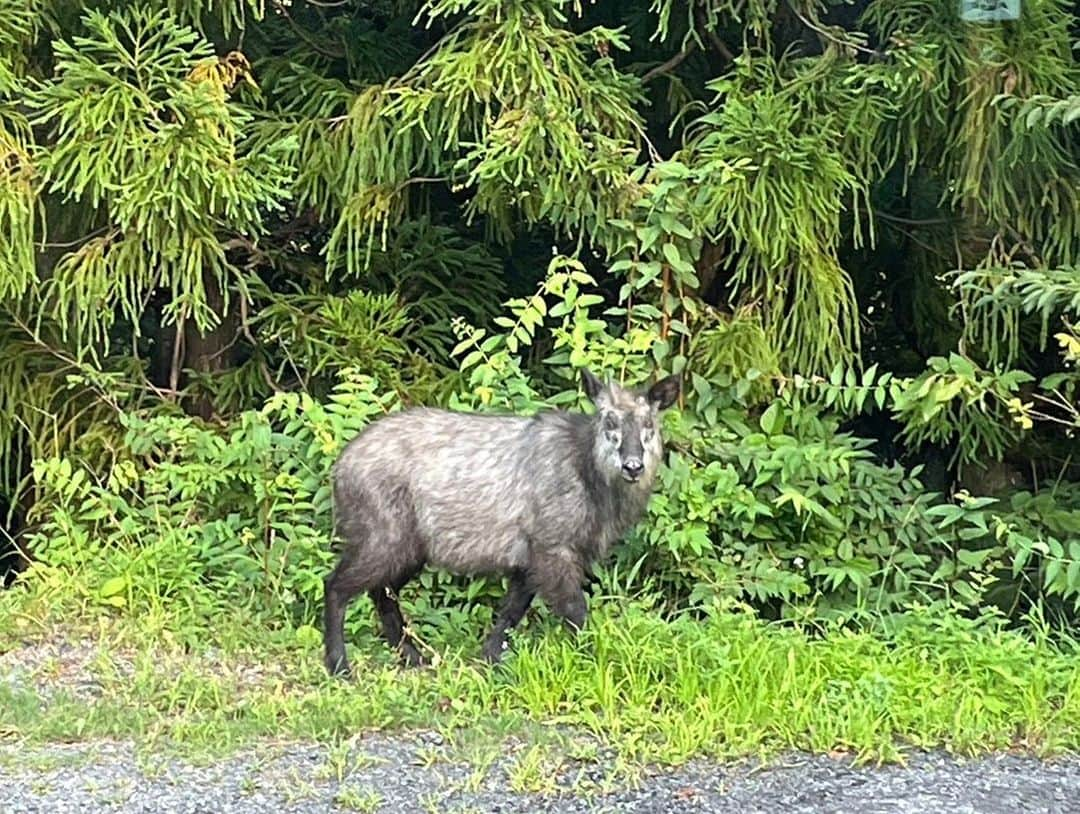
[
  {"left": 324, "top": 564, "right": 366, "bottom": 677},
  {"left": 529, "top": 554, "right": 588, "bottom": 632},
  {"left": 371, "top": 571, "right": 425, "bottom": 667},
  {"left": 482, "top": 571, "right": 535, "bottom": 663}
]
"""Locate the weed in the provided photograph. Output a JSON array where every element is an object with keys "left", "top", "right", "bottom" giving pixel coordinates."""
[
  {"left": 456, "top": 747, "right": 499, "bottom": 794},
  {"left": 334, "top": 784, "right": 383, "bottom": 812},
  {"left": 417, "top": 791, "right": 444, "bottom": 813},
  {"left": 507, "top": 743, "right": 563, "bottom": 795},
  {"left": 565, "top": 736, "right": 601, "bottom": 764},
  {"left": 316, "top": 738, "right": 380, "bottom": 783},
  {"left": 413, "top": 745, "right": 447, "bottom": 767},
  {"left": 276, "top": 766, "right": 319, "bottom": 804},
  {"left": 133, "top": 751, "right": 169, "bottom": 780},
  {"left": 0, "top": 746, "right": 92, "bottom": 774}
]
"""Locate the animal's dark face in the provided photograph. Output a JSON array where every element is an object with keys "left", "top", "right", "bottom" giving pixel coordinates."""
[{"left": 582, "top": 369, "right": 680, "bottom": 485}]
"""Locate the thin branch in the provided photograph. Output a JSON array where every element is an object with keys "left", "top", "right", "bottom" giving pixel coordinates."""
[
  {"left": 694, "top": 8, "right": 736, "bottom": 63},
  {"left": 879, "top": 219, "right": 954, "bottom": 264},
  {"left": 273, "top": 1, "right": 346, "bottom": 59},
  {"left": 141, "top": 381, "right": 184, "bottom": 402},
  {"left": 385, "top": 26, "right": 465, "bottom": 92},
  {"left": 239, "top": 295, "right": 284, "bottom": 394},
  {"left": 785, "top": 0, "right": 882, "bottom": 57},
  {"left": 221, "top": 235, "right": 274, "bottom": 268},
  {"left": 642, "top": 41, "right": 698, "bottom": 84},
  {"left": 1005, "top": 225, "right": 1044, "bottom": 267},
  {"left": 706, "top": 29, "right": 736, "bottom": 63},
  {"left": 641, "top": 130, "right": 662, "bottom": 165},
  {"left": 876, "top": 212, "right": 953, "bottom": 227},
  {"left": 5, "top": 314, "right": 128, "bottom": 414},
  {"left": 394, "top": 175, "right": 447, "bottom": 193},
  {"left": 170, "top": 315, "right": 185, "bottom": 396},
  {"left": 39, "top": 226, "right": 115, "bottom": 250}
]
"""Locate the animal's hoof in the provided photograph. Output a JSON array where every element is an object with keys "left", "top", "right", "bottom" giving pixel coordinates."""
[
  {"left": 325, "top": 656, "right": 352, "bottom": 679},
  {"left": 400, "top": 644, "right": 429, "bottom": 669},
  {"left": 481, "top": 639, "right": 509, "bottom": 664}
]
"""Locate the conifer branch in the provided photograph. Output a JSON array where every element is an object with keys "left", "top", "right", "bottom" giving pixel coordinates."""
[{"left": 642, "top": 41, "right": 698, "bottom": 84}]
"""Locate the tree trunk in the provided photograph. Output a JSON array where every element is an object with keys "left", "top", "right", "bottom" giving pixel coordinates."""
[{"left": 182, "top": 272, "right": 237, "bottom": 422}]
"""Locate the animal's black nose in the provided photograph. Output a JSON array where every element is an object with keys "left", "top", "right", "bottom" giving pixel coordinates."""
[{"left": 622, "top": 459, "right": 644, "bottom": 478}]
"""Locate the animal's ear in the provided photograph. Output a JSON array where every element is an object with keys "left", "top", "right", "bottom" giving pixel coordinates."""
[
  {"left": 581, "top": 368, "right": 606, "bottom": 403},
  {"left": 647, "top": 374, "right": 681, "bottom": 411}
]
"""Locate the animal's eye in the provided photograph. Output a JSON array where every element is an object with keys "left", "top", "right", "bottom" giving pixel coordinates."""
[{"left": 602, "top": 414, "right": 619, "bottom": 433}]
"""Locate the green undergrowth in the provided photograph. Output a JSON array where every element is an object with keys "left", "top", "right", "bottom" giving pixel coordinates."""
[{"left": 2, "top": 586, "right": 1079, "bottom": 770}]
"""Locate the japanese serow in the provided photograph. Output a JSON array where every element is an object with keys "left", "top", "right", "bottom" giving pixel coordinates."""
[{"left": 323, "top": 369, "right": 680, "bottom": 674}]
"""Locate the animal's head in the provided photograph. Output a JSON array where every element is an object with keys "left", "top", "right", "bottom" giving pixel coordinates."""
[{"left": 582, "top": 368, "right": 681, "bottom": 486}]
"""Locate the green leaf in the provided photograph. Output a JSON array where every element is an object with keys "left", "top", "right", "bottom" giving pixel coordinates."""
[
  {"left": 99, "top": 576, "right": 128, "bottom": 598},
  {"left": 760, "top": 402, "right": 782, "bottom": 435},
  {"left": 661, "top": 242, "right": 681, "bottom": 269},
  {"left": 957, "top": 548, "right": 993, "bottom": 568}
]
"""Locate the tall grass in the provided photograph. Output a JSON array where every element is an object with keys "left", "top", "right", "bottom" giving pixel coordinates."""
[{"left": 2, "top": 582, "right": 1078, "bottom": 766}]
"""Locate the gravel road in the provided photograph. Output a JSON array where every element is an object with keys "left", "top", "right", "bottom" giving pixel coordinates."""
[{"left": 2, "top": 734, "right": 1078, "bottom": 814}]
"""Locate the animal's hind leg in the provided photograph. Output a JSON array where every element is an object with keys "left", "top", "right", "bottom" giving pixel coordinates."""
[
  {"left": 371, "top": 571, "right": 425, "bottom": 667},
  {"left": 324, "top": 558, "right": 371, "bottom": 677},
  {"left": 482, "top": 571, "right": 535, "bottom": 663}
]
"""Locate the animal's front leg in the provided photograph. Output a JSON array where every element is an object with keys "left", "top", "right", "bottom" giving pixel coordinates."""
[
  {"left": 529, "top": 551, "right": 588, "bottom": 632},
  {"left": 551, "top": 585, "right": 587, "bottom": 631}
]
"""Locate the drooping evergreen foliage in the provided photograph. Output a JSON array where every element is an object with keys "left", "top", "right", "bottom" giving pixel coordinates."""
[{"left": 2, "top": 0, "right": 1079, "bottom": 627}]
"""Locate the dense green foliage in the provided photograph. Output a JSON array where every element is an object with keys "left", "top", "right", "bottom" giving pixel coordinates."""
[{"left": 1, "top": 0, "right": 1079, "bottom": 641}]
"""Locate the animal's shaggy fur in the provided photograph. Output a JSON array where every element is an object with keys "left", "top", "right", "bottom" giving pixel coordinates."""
[{"left": 323, "top": 369, "right": 680, "bottom": 674}]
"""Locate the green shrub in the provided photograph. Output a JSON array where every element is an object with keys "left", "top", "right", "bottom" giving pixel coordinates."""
[{"left": 18, "top": 258, "right": 1080, "bottom": 638}]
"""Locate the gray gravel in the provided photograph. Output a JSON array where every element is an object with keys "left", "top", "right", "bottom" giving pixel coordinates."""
[{"left": 1, "top": 734, "right": 1078, "bottom": 813}]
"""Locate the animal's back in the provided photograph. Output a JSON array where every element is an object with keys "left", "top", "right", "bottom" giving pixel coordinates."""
[{"left": 333, "top": 407, "right": 586, "bottom": 573}]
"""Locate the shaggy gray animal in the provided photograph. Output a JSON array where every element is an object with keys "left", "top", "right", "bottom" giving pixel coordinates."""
[{"left": 323, "top": 368, "right": 680, "bottom": 674}]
